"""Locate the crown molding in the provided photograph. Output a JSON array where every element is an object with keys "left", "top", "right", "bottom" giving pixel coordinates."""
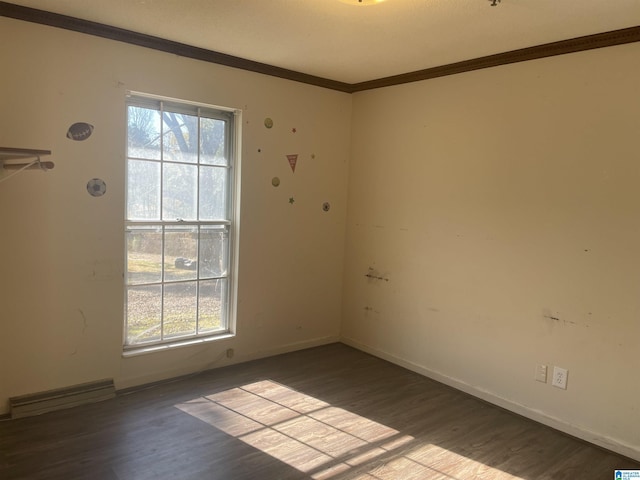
[
  {"left": 351, "top": 26, "right": 640, "bottom": 92},
  {"left": 0, "top": 1, "right": 353, "bottom": 93},
  {"left": 1, "top": 2, "right": 638, "bottom": 93}
]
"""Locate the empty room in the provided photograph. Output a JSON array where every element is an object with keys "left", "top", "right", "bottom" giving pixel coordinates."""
[{"left": 1, "top": 1, "right": 639, "bottom": 478}]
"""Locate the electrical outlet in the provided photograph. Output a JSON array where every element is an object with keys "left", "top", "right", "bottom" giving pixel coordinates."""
[
  {"left": 551, "top": 366, "right": 568, "bottom": 389},
  {"left": 226, "top": 348, "right": 234, "bottom": 358},
  {"left": 535, "top": 364, "right": 547, "bottom": 383}
]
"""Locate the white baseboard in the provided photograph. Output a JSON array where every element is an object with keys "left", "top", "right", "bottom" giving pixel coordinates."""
[
  {"left": 234, "top": 335, "right": 341, "bottom": 364},
  {"left": 117, "top": 335, "right": 340, "bottom": 391},
  {"left": 340, "top": 336, "right": 640, "bottom": 462}
]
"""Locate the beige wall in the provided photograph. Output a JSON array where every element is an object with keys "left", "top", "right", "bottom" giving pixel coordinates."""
[
  {"left": 0, "top": 18, "right": 350, "bottom": 408},
  {"left": 342, "top": 43, "right": 640, "bottom": 459},
  {"left": 2, "top": 14, "right": 639, "bottom": 461}
]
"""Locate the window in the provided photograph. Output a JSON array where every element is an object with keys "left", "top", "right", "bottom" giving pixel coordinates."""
[{"left": 124, "top": 93, "right": 239, "bottom": 350}]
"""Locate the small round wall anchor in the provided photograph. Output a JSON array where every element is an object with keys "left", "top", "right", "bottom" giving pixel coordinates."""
[
  {"left": 322, "top": 202, "right": 331, "bottom": 212},
  {"left": 272, "top": 177, "right": 280, "bottom": 187},
  {"left": 87, "top": 178, "right": 107, "bottom": 197},
  {"left": 264, "top": 118, "right": 274, "bottom": 129}
]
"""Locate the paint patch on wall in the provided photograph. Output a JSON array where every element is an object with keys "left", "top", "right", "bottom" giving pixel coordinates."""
[{"left": 67, "top": 122, "right": 94, "bottom": 141}]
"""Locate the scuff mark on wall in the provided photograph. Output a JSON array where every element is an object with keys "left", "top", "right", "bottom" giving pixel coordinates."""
[
  {"left": 86, "top": 260, "right": 120, "bottom": 281},
  {"left": 544, "top": 314, "right": 577, "bottom": 327},
  {"left": 365, "top": 267, "right": 389, "bottom": 282},
  {"left": 78, "top": 309, "right": 88, "bottom": 334},
  {"left": 543, "top": 309, "right": 579, "bottom": 328},
  {"left": 69, "top": 309, "right": 89, "bottom": 356},
  {"left": 363, "top": 306, "right": 381, "bottom": 318}
]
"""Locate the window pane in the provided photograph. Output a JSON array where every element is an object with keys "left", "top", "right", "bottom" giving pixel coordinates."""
[
  {"left": 125, "top": 95, "right": 236, "bottom": 350},
  {"left": 199, "top": 279, "right": 227, "bottom": 333},
  {"left": 127, "top": 226, "right": 162, "bottom": 285},
  {"left": 164, "top": 282, "right": 197, "bottom": 339},
  {"left": 165, "top": 226, "right": 198, "bottom": 282},
  {"left": 127, "top": 160, "right": 160, "bottom": 220},
  {"left": 163, "top": 112, "right": 198, "bottom": 163},
  {"left": 200, "top": 226, "right": 228, "bottom": 278},
  {"left": 128, "top": 106, "right": 161, "bottom": 160},
  {"left": 126, "top": 285, "right": 162, "bottom": 345},
  {"left": 200, "top": 117, "right": 227, "bottom": 166},
  {"left": 199, "top": 166, "right": 227, "bottom": 220},
  {"left": 163, "top": 163, "right": 197, "bottom": 220}
]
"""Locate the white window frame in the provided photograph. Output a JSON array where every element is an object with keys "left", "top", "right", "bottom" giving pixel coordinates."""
[{"left": 124, "top": 92, "right": 240, "bottom": 353}]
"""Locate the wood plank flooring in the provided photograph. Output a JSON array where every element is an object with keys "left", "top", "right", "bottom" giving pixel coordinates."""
[{"left": 1, "top": 343, "right": 638, "bottom": 479}]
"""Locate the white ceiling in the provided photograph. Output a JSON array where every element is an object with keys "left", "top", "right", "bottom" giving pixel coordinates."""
[{"left": 6, "top": 0, "right": 640, "bottom": 84}]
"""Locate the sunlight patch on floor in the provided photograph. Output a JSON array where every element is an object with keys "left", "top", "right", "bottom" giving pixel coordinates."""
[{"left": 175, "top": 380, "right": 524, "bottom": 480}]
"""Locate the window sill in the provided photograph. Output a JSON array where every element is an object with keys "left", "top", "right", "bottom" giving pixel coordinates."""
[{"left": 122, "top": 333, "right": 235, "bottom": 358}]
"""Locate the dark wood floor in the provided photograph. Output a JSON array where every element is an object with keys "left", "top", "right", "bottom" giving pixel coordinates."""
[{"left": 1, "top": 343, "right": 638, "bottom": 479}]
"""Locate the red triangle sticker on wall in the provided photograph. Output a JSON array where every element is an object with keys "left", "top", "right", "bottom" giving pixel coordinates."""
[{"left": 286, "top": 154, "right": 298, "bottom": 173}]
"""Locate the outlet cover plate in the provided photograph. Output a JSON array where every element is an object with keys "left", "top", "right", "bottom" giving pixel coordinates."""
[{"left": 552, "top": 366, "right": 568, "bottom": 389}]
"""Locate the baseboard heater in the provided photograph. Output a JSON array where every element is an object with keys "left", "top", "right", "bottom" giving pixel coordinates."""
[{"left": 9, "top": 379, "right": 116, "bottom": 419}]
